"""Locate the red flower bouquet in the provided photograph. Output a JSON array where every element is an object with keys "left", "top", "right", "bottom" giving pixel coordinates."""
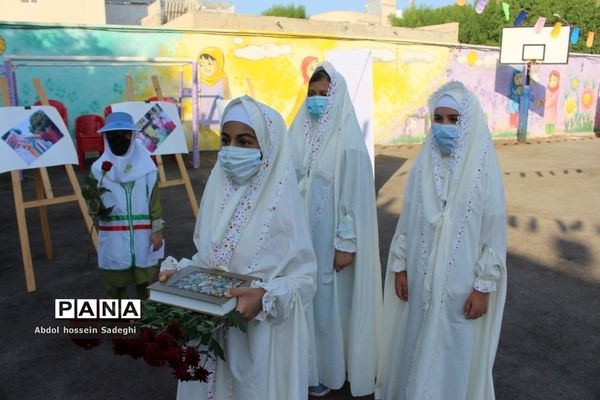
[{"left": 110, "top": 301, "right": 246, "bottom": 382}]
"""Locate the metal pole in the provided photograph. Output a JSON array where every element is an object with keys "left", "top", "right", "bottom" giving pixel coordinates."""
[
  {"left": 3, "top": 60, "right": 18, "bottom": 106},
  {"left": 517, "top": 63, "right": 531, "bottom": 142},
  {"left": 191, "top": 61, "right": 199, "bottom": 168}
]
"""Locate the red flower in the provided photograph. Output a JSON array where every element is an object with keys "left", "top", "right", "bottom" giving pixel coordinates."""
[
  {"left": 143, "top": 343, "right": 165, "bottom": 367},
  {"left": 184, "top": 346, "right": 200, "bottom": 367},
  {"left": 141, "top": 327, "right": 157, "bottom": 343},
  {"left": 166, "top": 320, "right": 182, "bottom": 338},
  {"left": 172, "top": 365, "right": 193, "bottom": 381},
  {"left": 192, "top": 367, "right": 210, "bottom": 383},
  {"left": 101, "top": 161, "right": 113, "bottom": 172},
  {"left": 156, "top": 332, "right": 176, "bottom": 352},
  {"left": 69, "top": 319, "right": 102, "bottom": 350},
  {"left": 163, "top": 347, "right": 183, "bottom": 369}
]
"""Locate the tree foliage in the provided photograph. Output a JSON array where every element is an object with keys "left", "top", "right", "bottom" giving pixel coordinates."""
[
  {"left": 390, "top": 0, "right": 600, "bottom": 54},
  {"left": 261, "top": 3, "right": 307, "bottom": 19}
]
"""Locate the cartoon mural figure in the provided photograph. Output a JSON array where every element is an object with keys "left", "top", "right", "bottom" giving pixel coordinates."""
[
  {"left": 286, "top": 56, "right": 319, "bottom": 126},
  {"left": 197, "top": 47, "right": 231, "bottom": 140},
  {"left": 507, "top": 70, "right": 523, "bottom": 130},
  {"left": 544, "top": 70, "right": 560, "bottom": 134}
]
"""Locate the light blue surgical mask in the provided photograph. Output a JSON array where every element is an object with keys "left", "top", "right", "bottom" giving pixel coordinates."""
[
  {"left": 218, "top": 146, "right": 262, "bottom": 185},
  {"left": 306, "top": 96, "right": 328, "bottom": 119},
  {"left": 432, "top": 123, "right": 458, "bottom": 154}
]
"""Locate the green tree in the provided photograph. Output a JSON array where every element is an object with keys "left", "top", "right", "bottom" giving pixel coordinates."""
[
  {"left": 261, "top": 3, "right": 306, "bottom": 19},
  {"left": 390, "top": 0, "right": 600, "bottom": 54}
]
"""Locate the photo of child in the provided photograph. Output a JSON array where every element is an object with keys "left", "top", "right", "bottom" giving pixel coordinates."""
[
  {"left": 1, "top": 110, "right": 64, "bottom": 165},
  {"left": 135, "top": 103, "right": 177, "bottom": 153}
]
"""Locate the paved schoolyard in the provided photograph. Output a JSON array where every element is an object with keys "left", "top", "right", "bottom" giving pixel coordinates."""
[{"left": 1, "top": 135, "right": 599, "bottom": 399}]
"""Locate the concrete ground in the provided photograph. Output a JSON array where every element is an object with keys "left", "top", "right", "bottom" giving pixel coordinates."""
[{"left": 1, "top": 135, "right": 599, "bottom": 399}]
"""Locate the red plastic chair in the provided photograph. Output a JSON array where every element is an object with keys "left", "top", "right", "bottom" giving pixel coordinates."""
[
  {"left": 146, "top": 96, "right": 176, "bottom": 103},
  {"left": 34, "top": 99, "right": 68, "bottom": 129},
  {"left": 75, "top": 114, "right": 105, "bottom": 169}
]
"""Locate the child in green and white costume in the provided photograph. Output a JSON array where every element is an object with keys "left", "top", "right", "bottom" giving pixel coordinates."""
[{"left": 90, "top": 112, "right": 164, "bottom": 299}]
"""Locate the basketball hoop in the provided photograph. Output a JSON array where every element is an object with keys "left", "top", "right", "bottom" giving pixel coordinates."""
[
  {"left": 500, "top": 26, "right": 571, "bottom": 65},
  {"left": 499, "top": 26, "right": 571, "bottom": 141}
]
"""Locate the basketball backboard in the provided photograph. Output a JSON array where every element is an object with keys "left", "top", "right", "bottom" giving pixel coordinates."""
[{"left": 500, "top": 26, "right": 571, "bottom": 64}]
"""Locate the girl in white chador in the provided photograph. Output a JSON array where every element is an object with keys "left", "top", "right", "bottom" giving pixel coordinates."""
[
  {"left": 165, "top": 96, "right": 317, "bottom": 400},
  {"left": 288, "top": 62, "right": 383, "bottom": 397},
  {"left": 377, "top": 81, "right": 507, "bottom": 400}
]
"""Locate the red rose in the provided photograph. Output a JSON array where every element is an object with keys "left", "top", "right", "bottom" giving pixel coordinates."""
[
  {"left": 101, "top": 161, "right": 113, "bottom": 172},
  {"left": 184, "top": 346, "right": 200, "bottom": 367},
  {"left": 192, "top": 367, "right": 210, "bottom": 383},
  {"left": 141, "top": 327, "right": 157, "bottom": 343},
  {"left": 143, "top": 343, "right": 165, "bottom": 367},
  {"left": 156, "top": 332, "right": 177, "bottom": 352},
  {"left": 172, "top": 365, "right": 193, "bottom": 381}
]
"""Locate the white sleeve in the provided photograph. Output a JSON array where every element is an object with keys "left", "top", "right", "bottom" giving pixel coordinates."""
[
  {"left": 473, "top": 155, "right": 507, "bottom": 293},
  {"left": 334, "top": 211, "right": 356, "bottom": 253}
]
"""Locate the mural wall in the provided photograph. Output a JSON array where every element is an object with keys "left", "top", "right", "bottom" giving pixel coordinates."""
[{"left": 0, "top": 23, "right": 598, "bottom": 150}]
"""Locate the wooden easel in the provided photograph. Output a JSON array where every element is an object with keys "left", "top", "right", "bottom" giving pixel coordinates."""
[
  {"left": 2, "top": 78, "right": 97, "bottom": 292},
  {"left": 124, "top": 75, "right": 198, "bottom": 217}
]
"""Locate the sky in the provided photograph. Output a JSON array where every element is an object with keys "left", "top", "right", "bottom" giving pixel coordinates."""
[{"left": 231, "top": 0, "right": 458, "bottom": 16}]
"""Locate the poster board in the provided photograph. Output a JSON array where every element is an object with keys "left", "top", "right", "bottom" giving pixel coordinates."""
[
  {"left": 110, "top": 101, "right": 188, "bottom": 156},
  {"left": 0, "top": 106, "right": 77, "bottom": 173}
]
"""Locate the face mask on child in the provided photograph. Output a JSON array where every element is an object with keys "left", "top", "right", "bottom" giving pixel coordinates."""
[
  {"left": 307, "top": 96, "right": 328, "bottom": 119},
  {"left": 218, "top": 146, "right": 262, "bottom": 185},
  {"left": 107, "top": 132, "right": 133, "bottom": 156},
  {"left": 431, "top": 123, "right": 458, "bottom": 154}
]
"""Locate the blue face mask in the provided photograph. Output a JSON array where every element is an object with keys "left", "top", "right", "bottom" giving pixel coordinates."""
[
  {"left": 306, "top": 96, "right": 328, "bottom": 119},
  {"left": 431, "top": 123, "right": 458, "bottom": 154},
  {"left": 218, "top": 146, "right": 262, "bottom": 185}
]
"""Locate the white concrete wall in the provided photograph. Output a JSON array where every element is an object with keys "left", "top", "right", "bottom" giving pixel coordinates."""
[
  {"left": 1, "top": 0, "right": 106, "bottom": 24},
  {"left": 152, "top": 12, "right": 459, "bottom": 45}
]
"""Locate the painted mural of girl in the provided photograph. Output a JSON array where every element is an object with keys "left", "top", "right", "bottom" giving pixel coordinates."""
[
  {"left": 544, "top": 70, "right": 560, "bottom": 134},
  {"left": 286, "top": 56, "right": 319, "bottom": 126},
  {"left": 507, "top": 70, "right": 522, "bottom": 130},
  {"left": 197, "top": 47, "right": 232, "bottom": 130}
]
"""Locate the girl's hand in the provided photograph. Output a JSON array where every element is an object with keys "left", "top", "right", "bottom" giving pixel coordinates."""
[
  {"left": 158, "top": 269, "right": 176, "bottom": 282},
  {"left": 334, "top": 250, "right": 354, "bottom": 272},
  {"left": 394, "top": 271, "right": 408, "bottom": 301},
  {"left": 225, "top": 287, "right": 266, "bottom": 321},
  {"left": 150, "top": 232, "right": 163, "bottom": 251},
  {"left": 464, "top": 290, "right": 489, "bottom": 319}
]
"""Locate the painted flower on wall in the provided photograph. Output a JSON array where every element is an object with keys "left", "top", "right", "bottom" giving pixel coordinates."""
[
  {"left": 581, "top": 88, "right": 594, "bottom": 110},
  {"left": 571, "top": 78, "right": 579, "bottom": 90},
  {"left": 564, "top": 95, "right": 577, "bottom": 117}
]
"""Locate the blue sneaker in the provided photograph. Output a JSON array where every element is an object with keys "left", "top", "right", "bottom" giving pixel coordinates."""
[{"left": 309, "top": 383, "right": 331, "bottom": 397}]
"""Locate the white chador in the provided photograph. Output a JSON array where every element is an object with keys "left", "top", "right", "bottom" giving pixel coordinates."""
[
  {"left": 177, "top": 96, "right": 317, "bottom": 400},
  {"left": 288, "top": 62, "right": 383, "bottom": 396},
  {"left": 377, "top": 82, "right": 507, "bottom": 400}
]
